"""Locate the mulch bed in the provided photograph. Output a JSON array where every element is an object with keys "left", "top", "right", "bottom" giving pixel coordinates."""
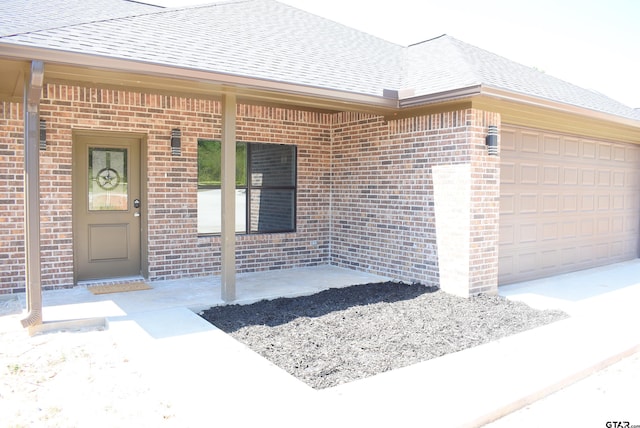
[{"left": 200, "top": 282, "right": 567, "bottom": 389}]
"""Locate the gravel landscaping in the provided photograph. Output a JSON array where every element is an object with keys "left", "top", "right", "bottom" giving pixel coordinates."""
[{"left": 200, "top": 281, "right": 568, "bottom": 389}]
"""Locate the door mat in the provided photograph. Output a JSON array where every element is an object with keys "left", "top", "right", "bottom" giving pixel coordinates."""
[{"left": 88, "top": 282, "right": 152, "bottom": 295}]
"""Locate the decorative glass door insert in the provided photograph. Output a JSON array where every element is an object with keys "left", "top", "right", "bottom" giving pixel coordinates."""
[{"left": 88, "top": 148, "right": 128, "bottom": 211}]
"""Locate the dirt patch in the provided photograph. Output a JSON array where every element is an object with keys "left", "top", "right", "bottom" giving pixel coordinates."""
[
  {"left": 0, "top": 302, "right": 175, "bottom": 427},
  {"left": 200, "top": 282, "right": 568, "bottom": 389}
]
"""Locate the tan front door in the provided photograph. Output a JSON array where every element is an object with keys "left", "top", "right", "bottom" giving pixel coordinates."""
[{"left": 73, "top": 133, "right": 142, "bottom": 281}]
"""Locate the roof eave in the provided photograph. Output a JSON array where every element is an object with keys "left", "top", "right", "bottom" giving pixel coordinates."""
[
  {"left": 397, "top": 85, "right": 482, "bottom": 108},
  {"left": 0, "top": 43, "right": 398, "bottom": 112},
  {"left": 3, "top": 43, "right": 639, "bottom": 128},
  {"left": 479, "top": 85, "right": 640, "bottom": 129}
]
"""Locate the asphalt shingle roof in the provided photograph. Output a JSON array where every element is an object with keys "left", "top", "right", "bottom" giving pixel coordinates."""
[
  {"left": 1, "top": 0, "right": 404, "bottom": 97},
  {"left": 406, "top": 35, "right": 639, "bottom": 120},
  {"left": 0, "top": 0, "right": 163, "bottom": 36},
  {"left": 0, "top": 0, "right": 637, "bottom": 121}
]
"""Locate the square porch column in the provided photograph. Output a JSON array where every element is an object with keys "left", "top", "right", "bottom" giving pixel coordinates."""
[
  {"left": 432, "top": 109, "right": 501, "bottom": 297},
  {"left": 21, "top": 60, "right": 44, "bottom": 330},
  {"left": 221, "top": 94, "right": 237, "bottom": 302}
]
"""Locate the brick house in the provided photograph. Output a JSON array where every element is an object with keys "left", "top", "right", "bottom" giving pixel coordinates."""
[{"left": 2, "top": 0, "right": 639, "bottom": 323}]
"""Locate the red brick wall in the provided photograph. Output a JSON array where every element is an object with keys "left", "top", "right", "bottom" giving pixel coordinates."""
[
  {"left": 0, "top": 84, "right": 332, "bottom": 293},
  {"left": 0, "top": 102, "right": 26, "bottom": 294},
  {"left": 467, "top": 109, "right": 501, "bottom": 294},
  {"left": 213, "top": 105, "right": 332, "bottom": 276},
  {"left": 331, "top": 109, "right": 500, "bottom": 294},
  {"left": 0, "top": 83, "right": 500, "bottom": 296}
]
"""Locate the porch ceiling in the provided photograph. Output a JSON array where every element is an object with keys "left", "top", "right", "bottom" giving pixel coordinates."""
[{"left": 0, "top": 58, "right": 27, "bottom": 102}]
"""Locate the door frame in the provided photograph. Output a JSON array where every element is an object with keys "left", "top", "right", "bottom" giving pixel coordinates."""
[{"left": 72, "top": 129, "right": 148, "bottom": 283}]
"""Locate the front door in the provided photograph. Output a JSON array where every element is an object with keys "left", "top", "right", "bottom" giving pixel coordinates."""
[{"left": 73, "top": 133, "right": 142, "bottom": 281}]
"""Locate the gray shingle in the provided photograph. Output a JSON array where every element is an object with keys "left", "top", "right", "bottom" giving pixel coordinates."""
[
  {"left": 1, "top": 0, "right": 404, "bottom": 97},
  {"left": 0, "top": 0, "right": 637, "bottom": 121},
  {"left": 406, "top": 35, "right": 638, "bottom": 120},
  {"left": 0, "top": 0, "right": 162, "bottom": 36}
]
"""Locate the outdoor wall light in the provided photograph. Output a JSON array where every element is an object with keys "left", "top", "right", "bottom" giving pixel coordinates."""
[
  {"left": 39, "top": 119, "right": 46, "bottom": 151},
  {"left": 486, "top": 125, "right": 498, "bottom": 156},
  {"left": 171, "top": 128, "right": 181, "bottom": 156}
]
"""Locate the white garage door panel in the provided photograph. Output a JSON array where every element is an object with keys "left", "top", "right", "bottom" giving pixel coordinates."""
[{"left": 499, "top": 127, "right": 640, "bottom": 284}]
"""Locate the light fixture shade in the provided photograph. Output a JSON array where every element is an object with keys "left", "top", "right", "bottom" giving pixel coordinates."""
[
  {"left": 171, "top": 128, "right": 181, "bottom": 156},
  {"left": 486, "top": 125, "right": 498, "bottom": 156}
]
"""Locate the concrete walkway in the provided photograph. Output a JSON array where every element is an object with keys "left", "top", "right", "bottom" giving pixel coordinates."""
[
  {"left": 6, "top": 261, "right": 640, "bottom": 427},
  {"left": 484, "top": 351, "right": 640, "bottom": 427}
]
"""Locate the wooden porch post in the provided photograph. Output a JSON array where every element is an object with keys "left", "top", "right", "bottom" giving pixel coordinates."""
[
  {"left": 21, "top": 60, "right": 44, "bottom": 330},
  {"left": 220, "top": 94, "right": 237, "bottom": 302}
]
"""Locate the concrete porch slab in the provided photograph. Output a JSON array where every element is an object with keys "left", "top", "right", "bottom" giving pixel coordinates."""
[
  {"left": 4, "top": 261, "right": 639, "bottom": 427},
  {"left": 12, "top": 265, "right": 391, "bottom": 324}
]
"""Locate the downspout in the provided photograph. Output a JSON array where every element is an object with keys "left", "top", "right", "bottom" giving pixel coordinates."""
[{"left": 21, "top": 60, "right": 44, "bottom": 329}]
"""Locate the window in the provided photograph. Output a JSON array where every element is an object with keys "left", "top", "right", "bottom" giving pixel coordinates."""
[{"left": 197, "top": 140, "right": 296, "bottom": 235}]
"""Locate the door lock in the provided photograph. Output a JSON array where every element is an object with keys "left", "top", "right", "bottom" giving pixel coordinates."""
[{"left": 133, "top": 199, "right": 141, "bottom": 209}]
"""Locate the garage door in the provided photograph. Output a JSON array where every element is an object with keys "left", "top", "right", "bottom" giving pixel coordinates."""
[{"left": 499, "top": 126, "right": 640, "bottom": 284}]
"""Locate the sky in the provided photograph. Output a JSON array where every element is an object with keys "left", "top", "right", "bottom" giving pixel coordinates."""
[{"left": 147, "top": 0, "right": 640, "bottom": 108}]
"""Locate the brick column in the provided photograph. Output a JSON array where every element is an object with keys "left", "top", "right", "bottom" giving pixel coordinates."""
[{"left": 433, "top": 109, "right": 501, "bottom": 296}]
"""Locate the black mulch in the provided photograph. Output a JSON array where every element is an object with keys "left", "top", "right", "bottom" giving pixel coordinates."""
[{"left": 200, "top": 282, "right": 567, "bottom": 389}]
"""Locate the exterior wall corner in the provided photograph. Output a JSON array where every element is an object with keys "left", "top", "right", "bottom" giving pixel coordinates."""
[{"left": 431, "top": 109, "right": 501, "bottom": 296}]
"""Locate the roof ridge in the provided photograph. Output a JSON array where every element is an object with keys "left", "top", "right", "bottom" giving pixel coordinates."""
[
  {"left": 437, "top": 35, "right": 518, "bottom": 88},
  {"left": 153, "top": 0, "right": 252, "bottom": 12},
  {"left": 407, "top": 33, "right": 449, "bottom": 47},
  {"left": 405, "top": 34, "right": 482, "bottom": 91},
  {"left": 124, "top": 0, "right": 164, "bottom": 6},
  {"left": 440, "top": 35, "right": 483, "bottom": 85}
]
